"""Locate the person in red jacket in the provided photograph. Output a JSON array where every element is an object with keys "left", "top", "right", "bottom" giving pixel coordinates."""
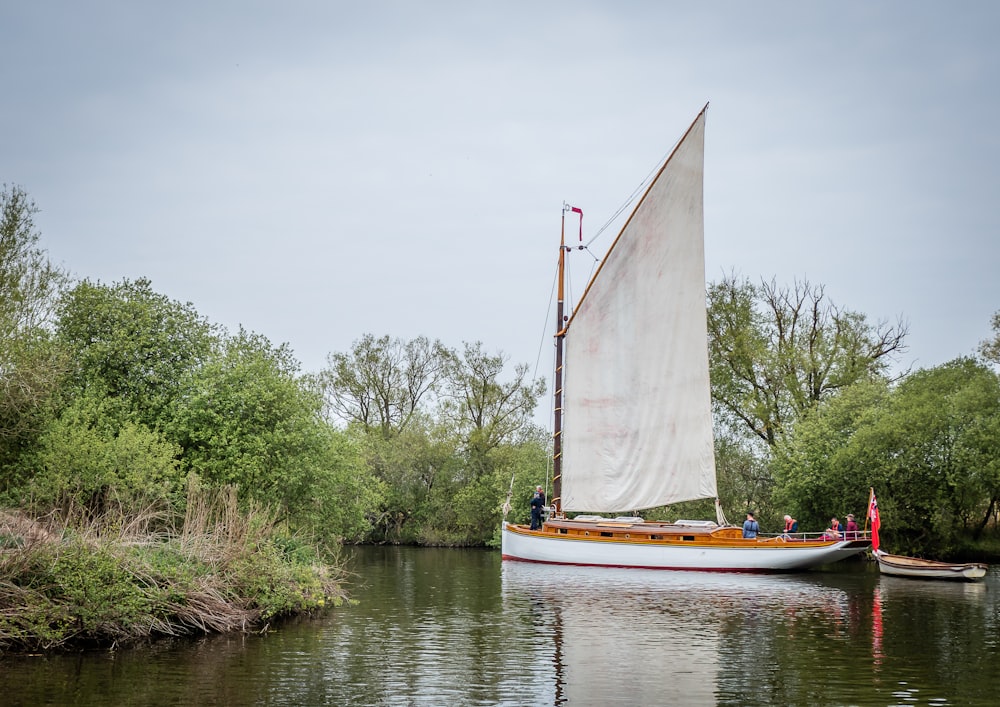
[{"left": 845, "top": 513, "right": 859, "bottom": 539}]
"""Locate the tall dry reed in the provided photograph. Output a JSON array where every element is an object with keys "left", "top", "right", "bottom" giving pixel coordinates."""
[{"left": 0, "top": 482, "right": 345, "bottom": 653}]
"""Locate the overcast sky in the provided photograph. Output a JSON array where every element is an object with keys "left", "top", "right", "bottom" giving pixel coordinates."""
[{"left": 4, "top": 2, "right": 998, "bottom": 410}]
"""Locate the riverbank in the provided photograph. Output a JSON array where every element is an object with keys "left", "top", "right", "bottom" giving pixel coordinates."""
[{"left": 0, "top": 490, "right": 347, "bottom": 654}]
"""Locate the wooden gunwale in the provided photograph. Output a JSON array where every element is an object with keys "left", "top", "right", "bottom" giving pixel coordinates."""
[
  {"left": 876, "top": 552, "right": 988, "bottom": 573},
  {"left": 509, "top": 520, "right": 867, "bottom": 549}
]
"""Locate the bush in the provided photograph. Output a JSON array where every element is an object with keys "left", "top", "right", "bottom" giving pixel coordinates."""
[{"left": 0, "top": 489, "right": 347, "bottom": 653}]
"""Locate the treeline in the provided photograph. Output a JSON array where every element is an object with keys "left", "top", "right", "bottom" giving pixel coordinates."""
[
  {"left": 705, "top": 276, "right": 1000, "bottom": 560},
  {"left": 0, "top": 184, "right": 369, "bottom": 649},
  {"left": 0, "top": 184, "right": 549, "bottom": 557},
  {"left": 3, "top": 183, "right": 1000, "bottom": 565}
]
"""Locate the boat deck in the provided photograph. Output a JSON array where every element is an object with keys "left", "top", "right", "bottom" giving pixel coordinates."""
[{"left": 533, "top": 517, "right": 869, "bottom": 548}]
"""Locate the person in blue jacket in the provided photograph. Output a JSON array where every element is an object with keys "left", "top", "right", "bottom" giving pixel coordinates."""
[{"left": 742, "top": 512, "right": 759, "bottom": 538}]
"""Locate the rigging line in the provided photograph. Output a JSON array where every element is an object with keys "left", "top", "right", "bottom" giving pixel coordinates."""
[
  {"left": 532, "top": 259, "right": 559, "bottom": 389},
  {"left": 537, "top": 139, "right": 671, "bottom": 423},
  {"left": 564, "top": 252, "right": 576, "bottom": 320},
  {"left": 561, "top": 244, "right": 599, "bottom": 323},
  {"left": 583, "top": 144, "right": 679, "bottom": 249}
]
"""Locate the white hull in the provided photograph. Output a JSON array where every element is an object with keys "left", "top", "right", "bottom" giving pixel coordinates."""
[
  {"left": 501, "top": 522, "right": 869, "bottom": 572},
  {"left": 875, "top": 550, "right": 988, "bottom": 581}
]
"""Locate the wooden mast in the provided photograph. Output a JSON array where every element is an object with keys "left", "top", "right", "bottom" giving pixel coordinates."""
[{"left": 552, "top": 207, "right": 569, "bottom": 516}]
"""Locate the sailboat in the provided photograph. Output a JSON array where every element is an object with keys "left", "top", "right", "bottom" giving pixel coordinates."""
[{"left": 501, "top": 106, "right": 871, "bottom": 571}]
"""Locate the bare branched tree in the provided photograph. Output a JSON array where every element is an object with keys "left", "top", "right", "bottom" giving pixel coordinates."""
[
  {"left": 319, "top": 334, "right": 451, "bottom": 435},
  {"left": 708, "top": 273, "right": 908, "bottom": 447}
]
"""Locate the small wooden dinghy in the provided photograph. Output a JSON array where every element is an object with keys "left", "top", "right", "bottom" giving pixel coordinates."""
[{"left": 875, "top": 549, "right": 988, "bottom": 581}]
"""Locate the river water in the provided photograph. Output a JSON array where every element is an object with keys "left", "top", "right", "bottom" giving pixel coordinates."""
[{"left": 2, "top": 545, "right": 998, "bottom": 706}]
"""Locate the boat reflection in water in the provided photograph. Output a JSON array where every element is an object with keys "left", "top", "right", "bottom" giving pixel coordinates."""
[
  {"left": 501, "top": 561, "right": 852, "bottom": 705},
  {"left": 879, "top": 572, "right": 988, "bottom": 596}
]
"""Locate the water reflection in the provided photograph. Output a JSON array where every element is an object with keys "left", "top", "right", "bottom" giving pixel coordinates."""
[
  {"left": 502, "top": 563, "right": 855, "bottom": 705},
  {"left": 501, "top": 560, "right": 1000, "bottom": 706},
  {"left": 0, "top": 548, "right": 998, "bottom": 705}
]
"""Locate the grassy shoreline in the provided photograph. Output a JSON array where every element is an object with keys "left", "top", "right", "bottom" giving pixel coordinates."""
[{"left": 0, "top": 489, "right": 347, "bottom": 654}]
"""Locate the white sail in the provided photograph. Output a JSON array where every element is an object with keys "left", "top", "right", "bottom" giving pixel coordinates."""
[{"left": 561, "top": 110, "right": 716, "bottom": 512}]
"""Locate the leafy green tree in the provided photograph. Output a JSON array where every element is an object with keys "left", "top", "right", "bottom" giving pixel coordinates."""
[
  {"left": 0, "top": 333, "right": 67, "bottom": 494},
  {"left": 26, "top": 392, "right": 185, "bottom": 511},
  {"left": 52, "top": 280, "right": 379, "bottom": 543},
  {"left": 56, "top": 278, "right": 218, "bottom": 428},
  {"left": 869, "top": 359, "right": 1000, "bottom": 552},
  {"left": 317, "top": 334, "right": 455, "bottom": 542},
  {"left": 980, "top": 310, "right": 1000, "bottom": 365},
  {"left": 714, "top": 434, "right": 776, "bottom": 526},
  {"left": 955, "top": 383, "right": 1000, "bottom": 541},
  {"left": 357, "top": 416, "right": 463, "bottom": 544},
  {"left": 319, "top": 334, "right": 450, "bottom": 435},
  {"left": 442, "top": 341, "right": 546, "bottom": 474},
  {"left": 300, "top": 427, "right": 384, "bottom": 544},
  {"left": 169, "top": 328, "right": 380, "bottom": 543},
  {"left": 707, "top": 274, "right": 907, "bottom": 447},
  {"left": 321, "top": 335, "right": 546, "bottom": 545},
  {"left": 420, "top": 342, "right": 547, "bottom": 545},
  {"left": 772, "top": 378, "right": 889, "bottom": 533},
  {"left": 0, "top": 185, "right": 68, "bottom": 479},
  {"left": 458, "top": 431, "right": 549, "bottom": 547},
  {"left": 774, "top": 359, "right": 1000, "bottom": 556}
]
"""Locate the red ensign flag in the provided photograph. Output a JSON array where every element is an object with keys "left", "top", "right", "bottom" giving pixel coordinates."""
[{"left": 868, "top": 492, "right": 881, "bottom": 552}]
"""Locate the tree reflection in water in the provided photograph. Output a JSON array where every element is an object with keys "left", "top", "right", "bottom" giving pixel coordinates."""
[{"left": 0, "top": 548, "right": 997, "bottom": 706}]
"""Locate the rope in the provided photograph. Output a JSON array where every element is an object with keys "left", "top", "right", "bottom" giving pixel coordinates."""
[{"left": 583, "top": 145, "right": 677, "bottom": 248}]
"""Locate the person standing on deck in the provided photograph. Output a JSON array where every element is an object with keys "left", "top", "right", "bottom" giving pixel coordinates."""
[
  {"left": 742, "top": 512, "right": 759, "bottom": 538},
  {"left": 530, "top": 485, "right": 546, "bottom": 530}
]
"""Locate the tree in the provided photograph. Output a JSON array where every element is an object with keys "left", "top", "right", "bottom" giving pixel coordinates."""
[
  {"left": 26, "top": 393, "right": 185, "bottom": 512},
  {"left": 0, "top": 184, "right": 66, "bottom": 333},
  {"left": 714, "top": 435, "right": 776, "bottom": 525},
  {"left": 56, "top": 278, "right": 218, "bottom": 428},
  {"left": 0, "top": 185, "right": 68, "bottom": 478},
  {"left": 320, "top": 336, "right": 547, "bottom": 545},
  {"left": 442, "top": 341, "right": 546, "bottom": 466},
  {"left": 774, "top": 359, "right": 1000, "bottom": 556},
  {"left": 980, "top": 310, "right": 1000, "bottom": 365},
  {"left": 319, "top": 334, "right": 450, "bottom": 435},
  {"left": 708, "top": 274, "right": 907, "bottom": 447},
  {"left": 317, "top": 334, "right": 456, "bottom": 542},
  {"left": 168, "top": 328, "right": 381, "bottom": 544},
  {"left": 357, "top": 415, "right": 462, "bottom": 544},
  {"left": 873, "top": 359, "right": 1000, "bottom": 551},
  {"left": 772, "top": 379, "right": 890, "bottom": 533},
  {"left": 455, "top": 431, "right": 549, "bottom": 547},
  {"left": 421, "top": 342, "right": 547, "bottom": 544}
]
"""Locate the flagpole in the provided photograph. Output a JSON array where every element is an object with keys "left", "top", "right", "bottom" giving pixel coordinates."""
[{"left": 864, "top": 487, "right": 874, "bottom": 534}]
